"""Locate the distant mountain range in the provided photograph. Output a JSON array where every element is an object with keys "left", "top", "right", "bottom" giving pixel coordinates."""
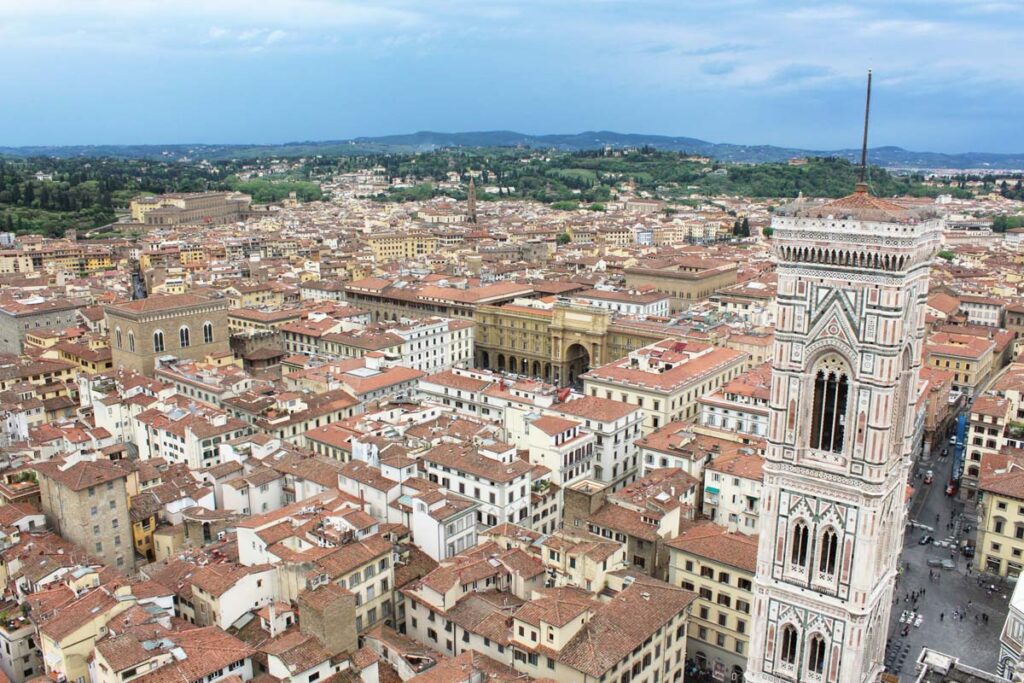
[{"left": 3, "top": 130, "right": 1023, "bottom": 169}]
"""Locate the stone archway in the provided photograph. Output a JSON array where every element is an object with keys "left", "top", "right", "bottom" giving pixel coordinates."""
[
  {"left": 532, "top": 360, "right": 541, "bottom": 377},
  {"left": 480, "top": 350, "right": 490, "bottom": 369},
  {"left": 565, "top": 343, "right": 590, "bottom": 386},
  {"left": 497, "top": 354, "right": 506, "bottom": 372}
]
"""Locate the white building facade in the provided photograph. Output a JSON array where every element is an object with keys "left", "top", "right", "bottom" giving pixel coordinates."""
[{"left": 746, "top": 186, "right": 942, "bottom": 683}]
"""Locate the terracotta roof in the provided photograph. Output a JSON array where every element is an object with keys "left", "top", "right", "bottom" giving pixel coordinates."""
[
  {"left": 556, "top": 395, "right": 640, "bottom": 422},
  {"left": 556, "top": 580, "right": 696, "bottom": 677},
  {"left": 107, "top": 294, "right": 221, "bottom": 315},
  {"left": 33, "top": 458, "right": 128, "bottom": 491},
  {"left": 666, "top": 521, "right": 759, "bottom": 572}
]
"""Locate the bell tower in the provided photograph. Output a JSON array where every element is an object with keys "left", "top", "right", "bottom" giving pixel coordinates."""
[{"left": 745, "top": 73, "right": 943, "bottom": 683}]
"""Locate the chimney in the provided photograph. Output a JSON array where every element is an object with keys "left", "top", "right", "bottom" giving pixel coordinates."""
[{"left": 268, "top": 602, "right": 277, "bottom": 638}]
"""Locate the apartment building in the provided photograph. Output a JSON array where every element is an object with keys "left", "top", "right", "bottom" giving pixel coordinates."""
[
  {"left": 583, "top": 339, "right": 747, "bottom": 432},
  {"left": 524, "top": 415, "right": 595, "bottom": 489},
  {"left": 702, "top": 450, "right": 765, "bottom": 534},
  {"left": 540, "top": 529, "right": 626, "bottom": 593},
  {"left": 574, "top": 287, "right": 670, "bottom": 318},
  {"left": 666, "top": 522, "right": 758, "bottom": 682},
  {"left": 409, "top": 490, "right": 479, "bottom": 562},
  {"left": 565, "top": 468, "right": 699, "bottom": 580},
  {"left": 510, "top": 573, "right": 696, "bottom": 682},
  {"left": 698, "top": 362, "right": 771, "bottom": 438},
  {"left": 421, "top": 442, "right": 533, "bottom": 530},
  {"left": 551, "top": 395, "right": 644, "bottom": 490},
  {"left": 977, "top": 455, "right": 1024, "bottom": 579},
  {"left": 924, "top": 331, "right": 996, "bottom": 398},
  {"left": 134, "top": 401, "right": 251, "bottom": 469}
]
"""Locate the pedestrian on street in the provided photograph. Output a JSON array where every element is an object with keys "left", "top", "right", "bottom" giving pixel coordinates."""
[
  {"left": 983, "top": 613, "right": 989, "bottom": 623},
  {"left": 940, "top": 612, "right": 944, "bottom": 621}
]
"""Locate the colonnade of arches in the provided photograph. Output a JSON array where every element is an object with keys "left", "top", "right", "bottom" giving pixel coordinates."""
[{"left": 780, "top": 245, "right": 908, "bottom": 271}]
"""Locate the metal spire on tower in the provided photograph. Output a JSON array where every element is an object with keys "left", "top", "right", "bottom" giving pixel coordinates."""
[{"left": 857, "top": 69, "right": 872, "bottom": 192}]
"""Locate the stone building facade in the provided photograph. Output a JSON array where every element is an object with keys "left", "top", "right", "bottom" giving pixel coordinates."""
[
  {"left": 624, "top": 256, "right": 738, "bottom": 312},
  {"left": 0, "top": 299, "right": 80, "bottom": 354},
  {"left": 105, "top": 294, "right": 231, "bottom": 376},
  {"left": 746, "top": 186, "right": 942, "bottom": 683},
  {"left": 35, "top": 459, "right": 135, "bottom": 571}
]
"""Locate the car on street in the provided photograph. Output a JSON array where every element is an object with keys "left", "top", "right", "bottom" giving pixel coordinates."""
[
  {"left": 946, "top": 483, "right": 958, "bottom": 497},
  {"left": 927, "top": 558, "right": 944, "bottom": 567},
  {"left": 941, "top": 559, "right": 956, "bottom": 570},
  {"left": 919, "top": 535, "right": 934, "bottom": 545},
  {"left": 924, "top": 470, "right": 934, "bottom": 484},
  {"left": 962, "top": 542, "right": 975, "bottom": 558}
]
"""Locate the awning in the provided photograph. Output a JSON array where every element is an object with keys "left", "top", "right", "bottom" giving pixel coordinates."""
[{"left": 704, "top": 486, "right": 720, "bottom": 495}]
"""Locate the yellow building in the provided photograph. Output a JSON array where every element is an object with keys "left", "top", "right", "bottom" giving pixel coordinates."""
[
  {"left": 153, "top": 524, "right": 185, "bottom": 561},
  {"left": 365, "top": 232, "right": 438, "bottom": 261},
  {"left": 0, "top": 252, "right": 34, "bottom": 275},
  {"left": 667, "top": 522, "right": 758, "bottom": 681},
  {"left": 977, "top": 455, "right": 1024, "bottom": 579},
  {"left": 924, "top": 331, "right": 996, "bottom": 398},
  {"left": 474, "top": 300, "right": 671, "bottom": 387},
  {"left": 583, "top": 339, "right": 748, "bottom": 432},
  {"left": 38, "top": 587, "right": 135, "bottom": 683},
  {"left": 52, "top": 338, "right": 114, "bottom": 376},
  {"left": 624, "top": 256, "right": 739, "bottom": 312}
]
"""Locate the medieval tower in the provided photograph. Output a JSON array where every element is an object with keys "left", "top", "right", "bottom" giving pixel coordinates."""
[{"left": 746, "top": 76, "right": 943, "bottom": 683}]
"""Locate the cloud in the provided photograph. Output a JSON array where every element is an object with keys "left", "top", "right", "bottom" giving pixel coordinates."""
[
  {"left": 700, "top": 60, "right": 737, "bottom": 76},
  {"left": 0, "top": 0, "right": 426, "bottom": 53}
]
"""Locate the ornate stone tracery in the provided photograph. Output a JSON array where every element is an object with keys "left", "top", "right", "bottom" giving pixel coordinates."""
[{"left": 746, "top": 187, "right": 943, "bottom": 683}]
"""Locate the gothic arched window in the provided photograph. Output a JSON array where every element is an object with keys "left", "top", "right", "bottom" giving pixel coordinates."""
[
  {"left": 819, "top": 527, "right": 839, "bottom": 575},
  {"left": 808, "top": 634, "right": 827, "bottom": 674},
  {"left": 128, "top": 331, "right": 135, "bottom": 353},
  {"left": 179, "top": 326, "right": 191, "bottom": 348},
  {"left": 810, "top": 356, "right": 850, "bottom": 453},
  {"left": 780, "top": 625, "right": 798, "bottom": 665},
  {"left": 115, "top": 327, "right": 122, "bottom": 349},
  {"left": 203, "top": 321, "right": 214, "bottom": 344},
  {"left": 153, "top": 330, "right": 164, "bottom": 353},
  {"left": 791, "top": 522, "right": 809, "bottom": 568}
]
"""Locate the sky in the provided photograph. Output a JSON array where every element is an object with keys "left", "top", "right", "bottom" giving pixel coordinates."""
[{"left": 1, "top": 0, "right": 1022, "bottom": 152}]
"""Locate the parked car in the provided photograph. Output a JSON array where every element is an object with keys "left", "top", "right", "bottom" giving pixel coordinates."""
[
  {"left": 962, "top": 543, "right": 975, "bottom": 558},
  {"left": 946, "top": 483, "right": 959, "bottom": 497},
  {"left": 927, "top": 558, "right": 945, "bottom": 567},
  {"left": 919, "top": 535, "right": 934, "bottom": 545},
  {"left": 941, "top": 559, "right": 956, "bottom": 570}
]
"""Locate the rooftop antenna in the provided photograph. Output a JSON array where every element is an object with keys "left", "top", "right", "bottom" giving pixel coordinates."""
[{"left": 857, "top": 69, "right": 872, "bottom": 192}]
